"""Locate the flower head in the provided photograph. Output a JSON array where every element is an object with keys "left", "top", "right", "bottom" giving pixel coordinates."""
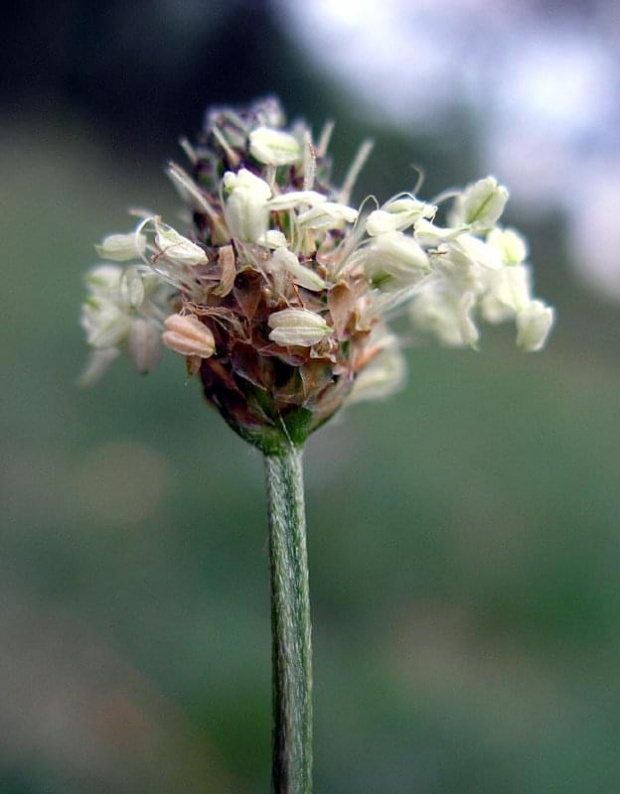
[{"left": 79, "top": 98, "right": 554, "bottom": 451}]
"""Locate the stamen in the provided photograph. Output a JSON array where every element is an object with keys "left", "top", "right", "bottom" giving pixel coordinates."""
[
  {"left": 339, "top": 139, "right": 374, "bottom": 204},
  {"left": 302, "top": 131, "right": 317, "bottom": 192},
  {"left": 316, "top": 120, "right": 335, "bottom": 157}
]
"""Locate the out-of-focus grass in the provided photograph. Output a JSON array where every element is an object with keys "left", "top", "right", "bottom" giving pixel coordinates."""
[{"left": 2, "top": 115, "right": 620, "bottom": 793}]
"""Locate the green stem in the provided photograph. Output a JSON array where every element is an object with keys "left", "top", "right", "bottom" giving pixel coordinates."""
[{"left": 264, "top": 445, "right": 313, "bottom": 794}]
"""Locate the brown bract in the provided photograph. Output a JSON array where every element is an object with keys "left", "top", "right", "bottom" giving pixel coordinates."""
[{"left": 180, "top": 242, "right": 376, "bottom": 451}]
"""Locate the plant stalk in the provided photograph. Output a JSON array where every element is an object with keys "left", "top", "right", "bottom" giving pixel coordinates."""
[{"left": 264, "top": 445, "right": 313, "bottom": 794}]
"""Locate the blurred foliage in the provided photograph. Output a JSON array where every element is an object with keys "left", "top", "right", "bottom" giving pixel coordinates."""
[{"left": 2, "top": 2, "right": 620, "bottom": 793}]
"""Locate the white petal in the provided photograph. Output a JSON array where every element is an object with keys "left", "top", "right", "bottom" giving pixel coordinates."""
[
  {"left": 154, "top": 224, "right": 207, "bottom": 267},
  {"left": 483, "top": 264, "right": 532, "bottom": 317},
  {"left": 516, "top": 301, "right": 555, "bottom": 352},
  {"left": 85, "top": 265, "right": 123, "bottom": 294},
  {"left": 414, "top": 219, "right": 468, "bottom": 247},
  {"left": 451, "top": 177, "right": 509, "bottom": 229},
  {"left": 366, "top": 198, "right": 435, "bottom": 236},
  {"left": 127, "top": 318, "right": 162, "bottom": 373},
  {"left": 257, "top": 230, "right": 289, "bottom": 249},
  {"left": 365, "top": 210, "right": 400, "bottom": 236},
  {"left": 410, "top": 288, "right": 479, "bottom": 348},
  {"left": 83, "top": 305, "right": 131, "bottom": 349},
  {"left": 223, "top": 169, "right": 272, "bottom": 242},
  {"left": 486, "top": 227, "right": 528, "bottom": 265},
  {"left": 95, "top": 232, "right": 146, "bottom": 262},
  {"left": 267, "top": 248, "right": 326, "bottom": 292},
  {"left": 296, "top": 202, "right": 358, "bottom": 230},
  {"left": 268, "top": 308, "right": 332, "bottom": 346},
  {"left": 223, "top": 168, "right": 272, "bottom": 199},
  {"left": 362, "top": 232, "right": 429, "bottom": 290},
  {"left": 348, "top": 342, "right": 407, "bottom": 403},
  {"left": 268, "top": 190, "right": 327, "bottom": 211},
  {"left": 119, "top": 266, "right": 145, "bottom": 308},
  {"left": 249, "top": 127, "right": 302, "bottom": 166},
  {"left": 456, "top": 236, "right": 503, "bottom": 270},
  {"left": 78, "top": 348, "right": 120, "bottom": 387}
]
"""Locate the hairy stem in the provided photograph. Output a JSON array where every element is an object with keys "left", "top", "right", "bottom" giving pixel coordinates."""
[{"left": 264, "top": 446, "right": 313, "bottom": 794}]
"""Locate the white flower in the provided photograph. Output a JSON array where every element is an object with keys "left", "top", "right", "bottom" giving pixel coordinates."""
[
  {"left": 119, "top": 266, "right": 146, "bottom": 308},
  {"left": 480, "top": 264, "right": 532, "bottom": 322},
  {"left": 431, "top": 235, "right": 501, "bottom": 294},
  {"left": 268, "top": 308, "right": 332, "bottom": 346},
  {"left": 154, "top": 223, "right": 208, "bottom": 267},
  {"left": 366, "top": 197, "right": 436, "bottom": 236},
  {"left": 411, "top": 287, "right": 479, "bottom": 348},
  {"left": 414, "top": 219, "right": 468, "bottom": 247},
  {"left": 266, "top": 248, "right": 326, "bottom": 292},
  {"left": 95, "top": 231, "right": 146, "bottom": 262},
  {"left": 267, "top": 190, "right": 327, "bottom": 212},
  {"left": 249, "top": 127, "right": 302, "bottom": 166},
  {"left": 81, "top": 264, "right": 132, "bottom": 349},
  {"left": 81, "top": 298, "right": 131, "bottom": 349},
  {"left": 162, "top": 313, "right": 216, "bottom": 358},
  {"left": 223, "top": 168, "right": 272, "bottom": 242},
  {"left": 516, "top": 301, "right": 555, "bottom": 352},
  {"left": 80, "top": 259, "right": 171, "bottom": 383},
  {"left": 296, "top": 202, "right": 358, "bottom": 230},
  {"left": 361, "top": 232, "right": 429, "bottom": 290},
  {"left": 486, "top": 227, "right": 528, "bottom": 265},
  {"left": 454, "top": 235, "right": 504, "bottom": 270},
  {"left": 78, "top": 348, "right": 120, "bottom": 387},
  {"left": 85, "top": 264, "right": 124, "bottom": 295},
  {"left": 450, "top": 176, "right": 509, "bottom": 229},
  {"left": 127, "top": 317, "right": 162, "bottom": 373},
  {"left": 348, "top": 338, "right": 407, "bottom": 403},
  {"left": 257, "top": 230, "right": 289, "bottom": 249}
]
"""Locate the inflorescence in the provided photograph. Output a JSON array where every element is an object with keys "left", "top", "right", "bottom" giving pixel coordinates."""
[{"left": 80, "top": 98, "right": 554, "bottom": 451}]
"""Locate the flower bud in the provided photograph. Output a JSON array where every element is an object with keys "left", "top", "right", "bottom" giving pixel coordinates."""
[
  {"left": 486, "top": 227, "right": 528, "bottom": 265},
  {"left": 516, "top": 300, "right": 555, "bottom": 352},
  {"left": 119, "top": 266, "right": 145, "bottom": 308},
  {"left": 362, "top": 232, "right": 429, "bottom": 290},
  {"left": 268, "top": 308, "right": 332, "bottom": 346},
  {"left": 348, "top": 341, "right": 406, "bottom": 403},
  {"left": 268, "top": 190, "right": 327, "bottom": 212},
  {"left": 223, "top": 169, "right": 272, "bottom": 242},
  {"left": 414, "top": 219, "right": 466, "bottom": 247},
  {"left": 257, "top": 230, "right": 289, "bottom": 249},
  {"left": 481, "top": 264, "right": 531, "bottom": 321},
  {"left": 451, "top": 176, "right": 509, "bottom": 229},
  {"left": 85, "top": 265, "right": 123, "bottom": 294},
  {"left": 95, "top": 231, "right": 146, "bottom": 262},
  {"left": 249, "top": 127, "right": 302, "bottom": 166},
  {"left": 127, "top": 318, "right": 162, "bottom": 374},
  {"left": 411, "top": 289, "right": 479, "bottom": 349},
  {"left": 154, "top": 224, "right": 208, "bottom": 267},
  {"left": 432, "top": 235, "right": 502, "bottom": 295},
  {"left": 452, "top": 235, "right": 503, "bottom": 271},
  {"left": 296, "top": 202, "right": 358, "bottom": 230},
  {"left": 366, "top": 198, "right": 435, "bottom": 236},
  {"left": 267, "top": 248, "right": 326, "bottom": 292},
  {"left": 80, "top": 299, "right": 131, "bottom": 349},
  {"left": 78, "top": 348, "right": 120, "bottom": 387},
  {"left": 162, "top": 313, "right": 216, "bottom": 358}
]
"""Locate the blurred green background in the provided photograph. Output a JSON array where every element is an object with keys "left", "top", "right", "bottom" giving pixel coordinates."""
[{"left": 3, "top": 1, "right": 620, "bottom": 792}]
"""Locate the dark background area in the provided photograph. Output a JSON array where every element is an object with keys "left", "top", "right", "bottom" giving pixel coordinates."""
[{"left": 2, "top": 1, "right": 620, "bottom": 792}]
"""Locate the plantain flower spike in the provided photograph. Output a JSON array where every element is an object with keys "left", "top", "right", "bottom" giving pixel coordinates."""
[{"left": 79, "top": 98, "right": 555, "bottom": 452}]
